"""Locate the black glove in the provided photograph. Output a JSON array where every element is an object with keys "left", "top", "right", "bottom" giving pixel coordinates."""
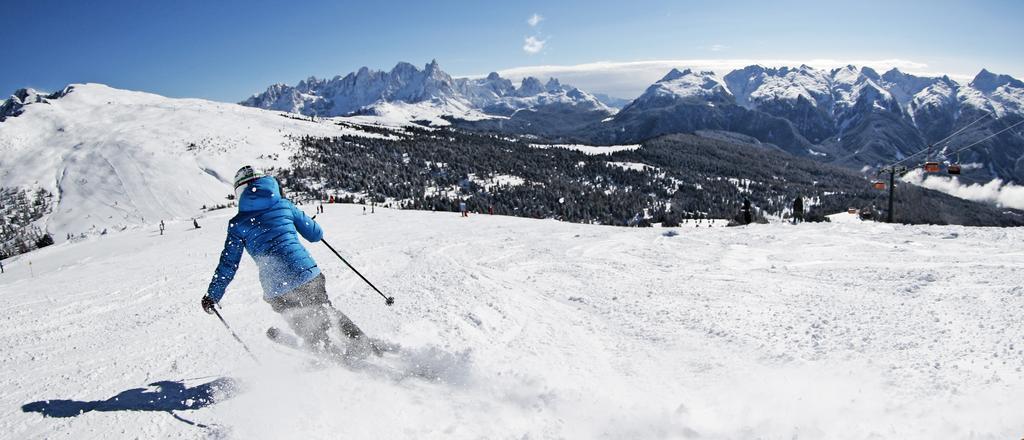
[{"left": 201, "top": 296, "right": 217, "bottom": 315}]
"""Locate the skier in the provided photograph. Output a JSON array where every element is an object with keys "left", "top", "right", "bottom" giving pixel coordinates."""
[
  {"left": 202, "top": 166, "right": 375, "bottom": 357},
  {"left": 1, "top": 259, "right": 4, "bottom": 274},
  {"left": 792, "top": 196, "right": 804, "bottom": 224},
  {"left": 193, "top": 218, "right": 201, "bottom": 229},
  {"left": 159, "top": 220, "right": 165, "bottom": 236},
  {"left": 742, "top": 198, "right": 753, "bottom": 225},
  {"left": 459, "top": 201, "right": 467, "bottom": 217}
]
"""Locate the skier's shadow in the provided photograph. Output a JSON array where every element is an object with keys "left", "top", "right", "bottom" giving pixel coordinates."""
[{"left": 21, "top": 377, "right": 238, "bottom": 427}]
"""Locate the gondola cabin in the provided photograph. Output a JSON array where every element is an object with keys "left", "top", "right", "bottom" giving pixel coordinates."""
[
  {"left": 872, "top": 181, "right": 886, "bottom": 190},
  {"left": 948, "top": 163, "right": 962, "bottom": 175},
  {"left": 924, "top": 161, "right": 941, "bottom": 173}
]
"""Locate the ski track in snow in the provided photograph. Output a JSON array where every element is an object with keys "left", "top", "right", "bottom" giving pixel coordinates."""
[{"left": 1, "top": 206, "right": 1023, "bottom": 439}]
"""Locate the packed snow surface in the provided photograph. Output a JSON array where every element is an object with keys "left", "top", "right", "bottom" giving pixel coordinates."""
[{"left": 1, "top": 205, "right": 1022, "bottom": 439}]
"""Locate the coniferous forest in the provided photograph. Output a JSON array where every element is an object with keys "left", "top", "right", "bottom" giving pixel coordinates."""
[{"left": 279, "top": 127, "right": 1024, "bottom": 227}]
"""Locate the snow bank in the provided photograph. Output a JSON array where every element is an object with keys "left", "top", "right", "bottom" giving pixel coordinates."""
[
  {"left": 342, "top": 100, "right": 497, "bottom": 127},
  {"left": 606, "top": 161, "right": 654, "bottom": 172},
  {"left": 529, "top": 143, "right": 641, "bottom": 155},
  {"left": 467, "top": 173, "right": 526, "bottom": 190}
]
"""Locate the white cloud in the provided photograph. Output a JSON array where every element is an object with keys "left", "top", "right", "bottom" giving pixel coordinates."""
[
  {"left": 527, "top": 13, "right": 543, "bottom": 27},
  {"left": 462, "top": 58, "right": 942, "bottom": 99},
  {"left": 708, "top": 44, "right": 728, "bottom": 52},
  {"left": 523, "top": 36, "right": 545, "bottom": 55},
  {"left": 902, "top": 169, "right": 1024, "bottom": 210}
]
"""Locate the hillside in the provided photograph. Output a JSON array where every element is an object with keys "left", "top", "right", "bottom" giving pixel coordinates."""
[
  {"left": 283, "top": 129, "right": 1024, "bottom": 227},
  {"left": 0, "top": 83, "right": 379, "bottom": 242},
  {"left": 1, "top": 205, "right": 1021, "bottom": 438}
]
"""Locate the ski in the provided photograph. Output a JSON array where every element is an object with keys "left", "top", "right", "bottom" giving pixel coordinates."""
[{"left": 266, "top": 327, "right": 400, "bottom": 361}]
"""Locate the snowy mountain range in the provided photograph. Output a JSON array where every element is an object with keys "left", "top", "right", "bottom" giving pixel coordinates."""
[
  {"left": 588, "top": 66, "right": 1024, "bottom": 182},
  {"left": 241, "top": 60, "right": 613, "bottom": 123},
  {"left": 239, "top": 61, "right": 1024, "bottom": 182}
]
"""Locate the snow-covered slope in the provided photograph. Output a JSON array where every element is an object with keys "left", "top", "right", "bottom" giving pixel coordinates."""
[
  {"left": 1, "top": 205, "right": 1022, "bottom": 438},
  {"left": 0, "top": 83, "right": 379, "bottom": 240}
]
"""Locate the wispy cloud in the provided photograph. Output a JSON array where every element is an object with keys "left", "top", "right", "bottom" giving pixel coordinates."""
[
  {"left": 527, "top": 13, "right": 543, "bottom": 27},
  {"left": 466, "top": 58, "right": 948, "bottom": 98},
  {"left": 902, "top": 169, "right": 1024, "bottom": 210},
  {"left": 708, "top": 44, "right": 728, "bottom": 52},
  {"left": 523, "top": 36, "right": 546, "bottom": 54}
]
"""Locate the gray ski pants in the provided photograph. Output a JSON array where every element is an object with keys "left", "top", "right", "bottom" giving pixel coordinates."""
[{"left": 267, "top": 274, "right": 365, "bottom": 350}]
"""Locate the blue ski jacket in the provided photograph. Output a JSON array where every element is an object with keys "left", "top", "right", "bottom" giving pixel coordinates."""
[{"left": 206, "top": 176, "right": 322, "bottom": 302}]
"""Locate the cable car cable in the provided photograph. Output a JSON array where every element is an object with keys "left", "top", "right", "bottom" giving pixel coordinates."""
[
  {"left": 883, "top": 112, "right": 994, "bottom": 170},
  {"left": 938, "top": 118, "right": 1024, "bottom": 162}
]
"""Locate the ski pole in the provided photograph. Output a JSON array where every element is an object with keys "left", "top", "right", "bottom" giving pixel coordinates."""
[
  {"left": 211, "top": 307, "right": 261, "bottom": 364},
  {"left": 321, "top": 239, "right": 395, "bottom": 306}
]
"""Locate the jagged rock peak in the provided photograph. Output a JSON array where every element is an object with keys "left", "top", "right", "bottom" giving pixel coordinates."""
[{"left": 970, "top": 69, "right": 1024, "bottom": 93}]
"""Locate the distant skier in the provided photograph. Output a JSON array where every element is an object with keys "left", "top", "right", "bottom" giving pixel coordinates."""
[
  {"left": 459, "top": 201, "right": 468, "bottom": 217},
  {"left": 202, "top": 166, "right": 375, "bottom": 356},
  {"left": 1, "top": 259, "right": 4, "bottom": 274},
  {"left": 159, "top": 220, "right": 165, "bottom": 235},
  {"left": 193, "top": 218, "right": 201, "bottom": 229},
  {"left": 742, "top": 198, "right": 753, "bottom": 225},
  {"left": 792, "top": 196, "right": 804, "bottom": 224}
]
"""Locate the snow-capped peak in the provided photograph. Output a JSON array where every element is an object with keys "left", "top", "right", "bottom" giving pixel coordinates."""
[
  {"left": 969, "top": 69, "right": 1024, "bottom": 94},
  {"left": 644, "top": 68, "right": 732, "bottom": 103},
  {"left": 516, "top": 77, "right": 545, "bottom": 97},
  {"left": 724, "top": 64, "right": 831, "bottom": 109},
  {"left": 659, "top": 68, "right": 688, "bottom": 82},
  {"left": 959, "top": 69, "right": 1024, "bottom": 117},
  {"left": 1, "top": 86, "right": 74, "bottom": 121},
  {"left": 545, "top": 78, "right": 564, "bottom": 93},
  {"left": 878, "top": 68, "right": 954, "bottom": 113},
  {"left": 829, "top": 65, "right": 895, "bottom": 111}
]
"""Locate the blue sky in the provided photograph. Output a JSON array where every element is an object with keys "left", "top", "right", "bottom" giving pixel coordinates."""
[{"left": 4, "top": 0, "right": 1023, "bottom": 101}]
